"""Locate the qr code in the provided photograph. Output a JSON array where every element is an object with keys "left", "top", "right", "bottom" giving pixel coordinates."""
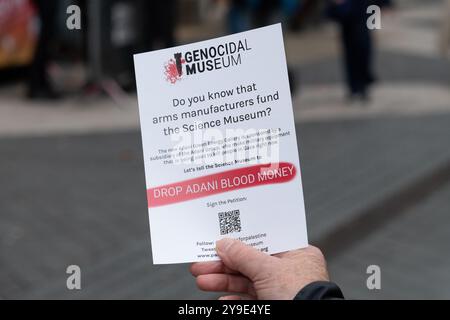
[{"left": 218, "top": 210, "right": 242, "bottom": 235}]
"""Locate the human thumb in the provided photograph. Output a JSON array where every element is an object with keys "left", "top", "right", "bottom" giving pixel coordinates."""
[{"left": 216, "top": 238, "right": 272, "bottom": 281}]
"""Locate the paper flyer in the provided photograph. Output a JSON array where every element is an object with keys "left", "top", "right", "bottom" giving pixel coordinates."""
[{"left": 134, "top": 24, "right": 308, "bottom": 264}]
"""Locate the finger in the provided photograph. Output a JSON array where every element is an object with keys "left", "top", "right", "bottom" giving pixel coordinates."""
[
  {"left": 190, "top": 261, "right": 238, "bottom": 276},
  {"left": 218, "top": 295, "right": 244, "bottom": 300},
  {"left": 218, "top": 295, "right": 254, "bottom": 300},
  {"left": 216, "top": 238, "right": 273, "bottom": 281},
  {"left": 196, "top": 273, "right": 253, "bottom": 294}
]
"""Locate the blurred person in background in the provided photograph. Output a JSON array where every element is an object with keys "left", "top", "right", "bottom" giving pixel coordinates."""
[
  {"left": 225, "top": 0, "right": 302, "bottom": 94},
  {"left": 28, "top": 0, "right": 59, "bottom": 99},
  {"left": 440, "top": 0, "right": 450, "bottom": 58},
  {"left": 140, "top": 0, "right": 177, "bottom": 51},
  {"left": 227, "top": 0, "right": 250, "bottom": 34},
  {"left": 226, "top": 0, "right": 302, "bottom": 34},
  {"left": 327, "top": 0, "right": 392, "bottom": 104}
]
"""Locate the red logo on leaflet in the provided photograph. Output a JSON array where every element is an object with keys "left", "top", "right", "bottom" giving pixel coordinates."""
[{"left": 164, "top": 52, "right": 185, "bottom": 84}]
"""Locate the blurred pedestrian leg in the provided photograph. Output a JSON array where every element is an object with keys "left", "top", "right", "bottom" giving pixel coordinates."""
[
  {"left": 327, "top": 0, "right": 392, "bottom": 103},
  {"left": 340, "top": 17, "right": 374, "bottom": 100},
  {"left": 140, "top": 0, "right": 177, "bottom": 51},
  {"left": 28, "top": 0, "right": 60, "bottom": 100},
  {"left": 226, "top": 0, "right": 299, "bottom": 94},
  {"left": 439, "top": 0, "right": 450, "bottom": 58},
  {"left": 227, "top": 0, "right": 251, "bottom": 34}
]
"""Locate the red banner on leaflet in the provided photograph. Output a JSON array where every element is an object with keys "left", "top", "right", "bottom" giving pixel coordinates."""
[{"left": 147, "top": 162, "right": 297, "bottom": 207}]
